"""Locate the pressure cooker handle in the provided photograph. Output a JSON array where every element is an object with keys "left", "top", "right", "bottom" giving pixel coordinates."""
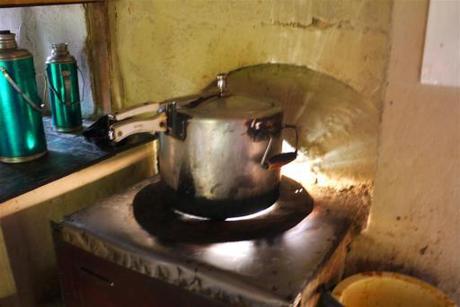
[
  {"left": 110, "top": 91, "right": 219, "bottom": 122},
  {"left": 108, "top": 113, "right": 167, "bottom": 142},
  {"left": 261, "top": 124, "right": 298, "bottom": 170},
  {"left": 110, "top": 101, "right": 162, "bottom": 121}
]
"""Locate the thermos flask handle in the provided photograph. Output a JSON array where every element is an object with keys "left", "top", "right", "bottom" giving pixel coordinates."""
[
  {"left": 77, "top": 66, "right": 85, "bottom": 103},
  {"left": 44, "top": 66, "right": 84, "bottom": 107},
  {"left": 44, "top": 73, "right": 64, "bottom": 105},
  {"left": 44, "top": 72, "right": 72, "bottom": 107},
  {"left": 41, "top": 73, "right": 47, "bottom": 103},
  {"left": 0, "top": 66, "right": 45, "bottom": 114}
]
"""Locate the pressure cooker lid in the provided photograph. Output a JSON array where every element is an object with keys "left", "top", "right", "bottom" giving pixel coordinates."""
[{"left": 179, "top": 94, "right": 282, "bottom": 119}]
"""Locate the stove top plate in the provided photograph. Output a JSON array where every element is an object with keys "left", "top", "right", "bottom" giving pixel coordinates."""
[
  {"left": 133, "top": 176, "right": 313, "bottom": 243},
  {"left": 57, "top": 175, "right": 352, "bottom": 306}
]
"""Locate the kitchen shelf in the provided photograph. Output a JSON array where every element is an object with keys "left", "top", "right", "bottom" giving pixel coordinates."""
[{"left": 0, "top": 117, "right": 155, "bottom": 204}]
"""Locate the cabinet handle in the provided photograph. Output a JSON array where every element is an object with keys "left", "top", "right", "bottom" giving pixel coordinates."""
[{"left": 79, "top": 266, "right": 115, "bottom": 287}]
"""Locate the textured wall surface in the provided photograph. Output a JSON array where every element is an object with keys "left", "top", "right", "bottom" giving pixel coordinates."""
[
  {"left": 108, "top": 0, "right": 392, "bottom": 111},
  {"left": 347, "top": 0, "right": 460, "bottom": 302},
  {"left": 223, "top": 64, "right": 380, "bottom": 184},
  {"left": 0, "top": 5, "right": 95, "bottom": 117},
  {"left": 108, "top": 0, "right": 393, "bottom": 185},
  {"left": 108, "top": 0, "right": 460, "bottom": 302},
  {"left": 8, "top": 0, "right": 458, "bottom": 305}
]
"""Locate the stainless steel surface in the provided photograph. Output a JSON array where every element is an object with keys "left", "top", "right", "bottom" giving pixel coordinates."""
[
  {"left": 159, "top": 115, "right": 282, "bottom": 202},
  {"left": 178, "top": 94, "right": 281, "bottom": 119},
  {"left": 159, "top": 74, "right": 285, "bottom": 205},
  {"left": 54, "top": 125, "right": 82, "bottom": 133},
  {"left": 216, "top": 73, "right": 227, "bottom": 96},
  {"left": 132, "top": 177, "right": 313, "bottom": 242},
  {"left": 59, "top": 176, "right": 352, "bottom": 307},
  {"left": 46, "top": 43, "right": 76, "bottom": 64},
  {"left": 0, "top": 30, "right": 17, "bottom": 50},
  {"left": 0, "top": 31, "right": 29, "bottom": 60},
  {"left": 261, "top": 125, "right": 299, "bottom": 170},
  {"left": 260, "top": 136, "right": 274, "bottom": 167},
  {"left": 51, "top": 43, "right": 69, "bottom": 55},
  {"left": 106, "top": 73, "right": 290, "bottom": 215}
]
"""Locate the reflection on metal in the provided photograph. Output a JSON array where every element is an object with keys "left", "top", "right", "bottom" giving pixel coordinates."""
[
  {"left": 158, "top": 112, "right": 283, "bottom": 208},
  {"left": 173, "top": 210, "right": 210, "bottom": 221},
  {"left": 202, "top": 240, "right": 254, "bottom": 262},
  {"left": 280, "top": 140, "right": 358, "bottom": 189},
  {"left": 220, "top": 64, "right": 379, "bottom": 185},
  {"left": 132, "top": 177, "right": 312, "bottom": 243},
  {"left": 280, "top": 140, "right": 318, "bottom": 187},
  {"left": 226, "top": 203, "right": 277, "bottom": 221}
]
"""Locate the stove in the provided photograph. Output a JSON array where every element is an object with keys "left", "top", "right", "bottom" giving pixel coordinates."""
[
  {"left": 133, "top": 177, "right": 312, "bottom": 243},
  {"left": 54, "top": 175, "right": 352, "bottom": 306}
]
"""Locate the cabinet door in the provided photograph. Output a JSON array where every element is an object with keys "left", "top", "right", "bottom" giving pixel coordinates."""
[{"left": 55, "top": 240, "right": 226, "bottom": 307}]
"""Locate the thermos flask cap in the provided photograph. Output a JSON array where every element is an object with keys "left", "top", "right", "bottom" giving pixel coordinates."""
[
  {"left": 51, "top": 43, "right": 69, "bottom": 56},
  {"left": 46, "top": 43, "right": 75, "bottom": 64},
  {"left": 0, "top": 30, "right": 17, "bottom": 50}
]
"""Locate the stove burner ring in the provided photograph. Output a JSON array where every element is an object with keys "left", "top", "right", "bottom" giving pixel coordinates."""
[
  {"left": 173, "top": 202, "right": 279, "bottom": 221},
  {"left": 132, "top": 177, "right": 313, "bottom": 244}
]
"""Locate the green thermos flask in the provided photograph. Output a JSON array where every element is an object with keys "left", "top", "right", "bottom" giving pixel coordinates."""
[
  {"left": 0, "top": 30, "right": 47, "bottom": 163},
  {"left": 46, "top": 43, "right": 82, "bottom": 132}
]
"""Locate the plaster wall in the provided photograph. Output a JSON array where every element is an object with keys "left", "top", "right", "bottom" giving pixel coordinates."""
[
  {"left": 107, "top": 0, "right": 393, "bottom": 184},
  {"left": 108, "top": 0, "right": 460, "bottom": 302},
  {"left": 222, "top": 64, "right": 381, "bottom": 185},
  {"left": 11, "top": 0, "right": 459, "bottom": 305},
  {"left": 348, "top": 0, "right": 460, "bottom": 302},
  {"left": 0, "top": 5, "right": 95, "bottom": 117},
  {"left": 108, "top": 0, "right": 391, "bottom": 110}
]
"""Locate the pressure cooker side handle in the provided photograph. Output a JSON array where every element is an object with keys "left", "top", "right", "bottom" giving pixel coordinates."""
[
  {"left": 108, "top": 113, "right": 167, "bottom": 143},
  {"left": 261, "top": 124, "right": 298, "bottom": 170},
  {"left": 110, "top": 101, "right": 162, "bottom": 121}
]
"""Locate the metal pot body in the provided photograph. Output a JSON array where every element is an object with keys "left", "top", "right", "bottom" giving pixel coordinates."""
[
  {"left": 103, "top": 74, "right": 295, "bottom": 218},
  {"left": 0, "top": 33, "right": 47, "bottom": 163},
  {"left": 159, "top": 112, "right": 283, "bottom": 217}
]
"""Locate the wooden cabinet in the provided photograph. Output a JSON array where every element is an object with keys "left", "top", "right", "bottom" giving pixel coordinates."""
[
  {"left": 54, "top": 240, "right": 226, "bottom": 307},
  {"left": 0, "top": 0, "right": 103, "bottom": 8}
]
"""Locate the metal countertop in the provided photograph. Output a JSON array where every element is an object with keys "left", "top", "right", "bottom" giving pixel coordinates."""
[{"left": 58, "top": 176, "right": 352, "bottom": 306}]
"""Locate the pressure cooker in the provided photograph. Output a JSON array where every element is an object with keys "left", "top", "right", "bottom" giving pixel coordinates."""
[{"left": 88, "top": 74, "right": 298, "bottom": 219}]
